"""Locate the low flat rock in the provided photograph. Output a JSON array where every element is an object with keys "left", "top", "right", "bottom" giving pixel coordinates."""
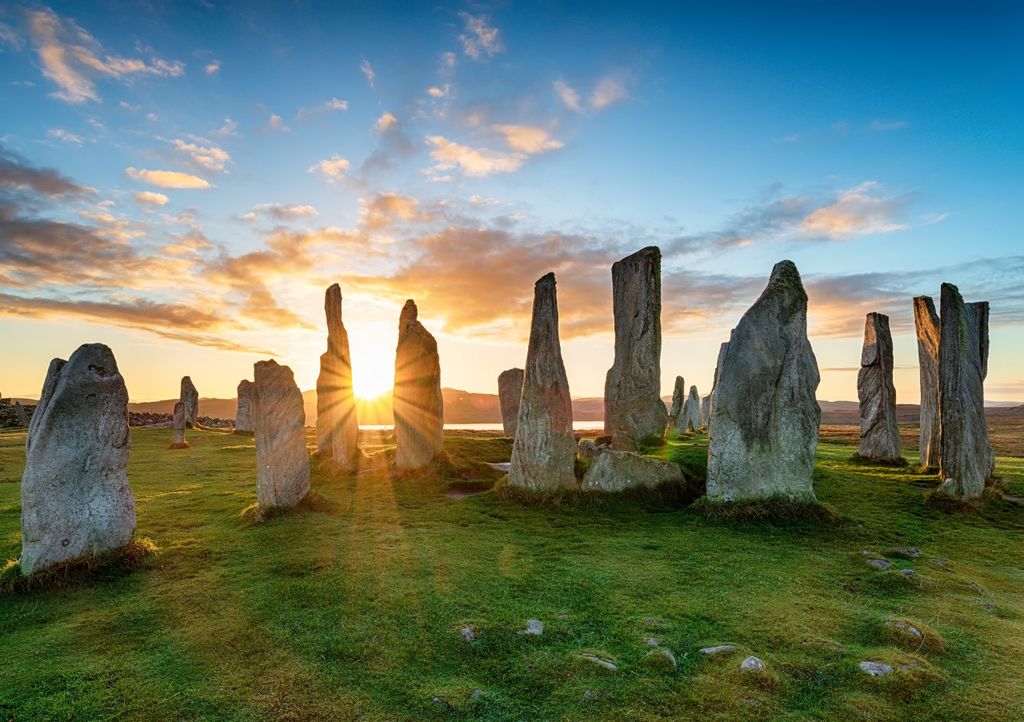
[
  {"left": 699, "top": 645, "right": 738, "bottom": 656},
  {"left": 582, "top": 449, "right": 683, "bottom": 493},
  {"left": 859, "top": 661, "right": 893, "bottom": 677}
]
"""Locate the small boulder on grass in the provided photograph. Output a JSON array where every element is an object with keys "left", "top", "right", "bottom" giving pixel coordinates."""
[
  {"left": 641, "top": 648, "right": 677, "bottom": 671},
  {"left": 699, "top": 644, "right": 738, "bottom": 657},
  {"left": 576, "top": 651, "right": 618, "bottom": 672}
]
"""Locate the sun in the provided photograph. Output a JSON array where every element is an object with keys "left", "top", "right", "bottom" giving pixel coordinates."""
[{"left": 349, "top": 328, "right": 396, "bottom": 400}]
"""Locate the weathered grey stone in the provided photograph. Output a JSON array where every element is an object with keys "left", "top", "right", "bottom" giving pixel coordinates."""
[
  {"left": 509, "top": 273, "right": 578, "bottom": 492},
  {"left": 701, "top": 396, "right": 711, "bottom": 430},
  {"left": 582, "top": 449, "right": 683, "bottom": 492},
  {"left": 704, "top": 340, "right": 730, "bottom": 435},
  {"left": 678, "top": 385, "right": 701, "bottom": 433},
  {"left": 857, "top": 313, "right": 901, "bottom": 462},
  {"left": 169, "top": 401, "right": 188, "bottom": 449},
  {"left": 393, "top": 300, "right": 444, "bottom": 470},
  {"left": 604, "top": 247, "right": 667, "bottom": 449},
  {"left": 642, "top": 648, "right": 677, "bottom": 670},
  {"left": 866, "top": 558, "right": 891, "bottom": 570},
  {"left": 522, "top": 619, "right": 544, "bottom": 636},
  {"left": 13, "top": 401, "right": 28, "bottom": 426},
  {"left": 179, "top": 375, "right": 198, "bottom": 427},
  {"left": 234, "top": 380, "right": 254, "bottom": 433},
  {"left": 578, "top": 652, "right": 618, "bottom": 671},
  {"left": 20, "top": 344, "right": 135, "bottom": 575},
  {"left": 578, "top": 438, "right": 602, "bottom": 459},
  {"left": 316, "top": 283, "right": 359, "bottom": 469},
  {"left": 253, "top": 359, "right": 310, "bottom": 509},
  {"left": 937, "top": 283, "right": 993, "bottom": 500},
  {"left": 913, "top": 296, "right": 941, "bottom": 469},
  {"left": 699, "top": 645, "right": 738, "bottom": 656},
  {"left": 859, "top": 661, "right": 893, "bottom": 677},
  {"left": 706, "top": 261, "right": 820, "bottom": 504},
  {"left": 669, "top": 376, "right": 685, "bottom": 419},
  {"left": 740, "top": 656, "right": 766, "bottom": 672},
  {"left": 498, "top": 368, "right": 525, "bottom": 437}
]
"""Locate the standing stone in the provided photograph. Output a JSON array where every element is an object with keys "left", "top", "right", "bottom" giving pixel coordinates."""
[
  {"left": 169, "top": 401, "right": 189, "bottom": 449},
  {"left": 701, "top": 396, "right": 711, "bottom": 429},
  {"left": 857, "top": 313, "right": 902, "bottom": 462},
  {"left": 253, "top": 359, "right": 310, "bottom": 509},
  {"left": 13, "top": 401, "right": 28, "bottom": 426},
  {"left": 936, "top": 283, "right": 992, "bottom": 500},
  {"left": 913, "top": 296, "right": 941, "bottom": 469},
  {"left": 316, "top": 283, "right": 359, "bottom": 469},
  {"left": 679, "top": 386, "right": 701, "bottom": 432},
  {"left": 705, "top": 340, "right": 730, "bottom": 435},
  {"left": 234, "top": 380, "right": 254, "bottom": 434},
  {"left": 667, "top": 376, "right": 685, "bottom": 430},
  {"left": 498, "top": 368, "right": 525, "bottom": 437},
  {"left": 604, "top": 247, "right": 668, "bottom": 449},
  {"left": 180, "top": 376, "right": 198, "bottom": 428},
  {"left": 706, "top": 261, "right": 820, "bottom": 504},
  {"left": 20, "top": 344, "right": 135, "bottom": 575},
  {"left": 393, "top": 300, "right": 443, "bottom": 470},
  {"left": 509, "top": 273, "right": 578, "bottom": 492}
]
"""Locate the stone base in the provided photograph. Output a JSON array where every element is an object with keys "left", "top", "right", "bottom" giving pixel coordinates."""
[
  {"left": 692, "top": 496, "right": 837, "bottom": 522},
  {"left": 168, "top": 442, "right": 190, "bottom": 450},
  {"left": 850, "top": 453, "right": 908, "bottom": 467}
]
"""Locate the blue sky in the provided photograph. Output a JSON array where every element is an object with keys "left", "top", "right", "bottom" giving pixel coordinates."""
[{"left": 0, "top": 1, "right": 1021, "bottom": 402}]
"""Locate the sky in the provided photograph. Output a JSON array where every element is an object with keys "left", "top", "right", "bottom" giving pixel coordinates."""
[{"left": 1, "top": 1, "right": 1022, "bottom": 404}]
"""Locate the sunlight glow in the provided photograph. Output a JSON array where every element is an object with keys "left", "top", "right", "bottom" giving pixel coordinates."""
[{"left": 349, "top": 324, "right": 397, "bottom": 399}]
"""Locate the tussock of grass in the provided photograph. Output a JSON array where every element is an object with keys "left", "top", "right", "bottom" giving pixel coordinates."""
[
  {"left": 882, "top": 618, "right": 945, "bottom": 653},
  {"left": 240, "top": 491, "right": 335, "bottom": 523},
  {"left": 0, "top": 537, "right": 157, "bottom": 594},
  {"left": 691, "top": 496, "right": 841, "bottom": 523}
]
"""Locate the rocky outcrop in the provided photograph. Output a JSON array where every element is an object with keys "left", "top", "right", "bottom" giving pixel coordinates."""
[
  {"left": 509, "top": 273, "right": 578, "bottom": 491},
  {"left": 498, "top": 368, "right": 525, "bottom": 437},
  {"left": 913, "top": 296, "right": 941, "bottom": 469},
  {"left": 582, "top": 449, "right": 683, "bottom": 492},
  {"left": 316, "top": 283, "right": 359, "bottom": 469},
  {"left": 936, "top": 284, "right": 993, "bottom": 500},
  {"left": 180, "top": 376, "right": 198, "bottom": 428},
  {"left": 706, "top": 261, "right": 820, "bottom": 504},
  {"left": 393, "top": 300, "right": 443, "bottom": 470},
  {"left": 857, "top": 313, "right": 901, "bottom": 462},
  {"left": 169, "top": 401, "right": 189, "bottom": 449},
  {"left": 253, "top": 360, "right": 310, "bottom": 509},
  {"left": 679, "top": 385, "right": 701, "bottom": 432},
  {"left": 604, "top": 247, "right": 667, "bottom": 449},
  {"left": 20, "top": 344, "right": 135, "bottom": 575},
  {"left": 234, "top": 380, "right": 254, "bottom": 433}
]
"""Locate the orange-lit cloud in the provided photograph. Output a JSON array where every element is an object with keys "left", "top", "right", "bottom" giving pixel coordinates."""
[
  {"left": 125, "top": 167, "right": 212, "bottom": 189},
  {"left": 491, "top": 125, "right": 563, "bottom": 153},
  {"left": 308, "top": 155, "right": 350, "bottom": 182},
  {"left": 426, "top": 136, "right": 525, "bottom": 177},
  {"left": 134, "top": 191, "right": 169, "bottom": 206}
]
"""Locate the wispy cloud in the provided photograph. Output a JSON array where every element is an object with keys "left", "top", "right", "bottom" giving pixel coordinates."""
[
  {"left": 297, "top": 97, "right": 348, "bottom": 120},
  {"left": 47, "top": 128, "right": 84, "bottom": 145},
  {"left": 800, "top": 182, "right": 910, "bottom": 238},
  {"left": 211, "top": 117, "right": 237, "bottom": 137},
  {"left": 458, "top": 12, "right": 503, "bottom": 60},
  {"left": 241, "top": 203, "right": 319, "bottom": 222},
  {"left": 204, "top": 59, "right": 221, "bottom": 75},
  {"left": 426, "top": 136, "right": 525, "bottom": 178},
  {"left": 170, "top": 138, "right": 230, "bottom": 173},
  {"left": 870, "top": 119, "right": 909, "bottom": 132},
  {"left": 359, "top": 193, "right": 432, "bottom": 230},
  {"left": 555, "top": 74, "right": 629, "bottom": 113},
  {"left": 491, "top": 125, "right": 563, "bottom": 154},
  {"left": 307, "top": 155, "right": 350, "bottom": 183},
  {"left": 360, "top": 58, "right": 375, "bottom": 88},
  {"left": 133, "top": 191, "right": 168, "bottom": 206},
  {"left": 373, "top": 112, "right": 398, "bottom": 133},
  {"left": 125, "top": 167, "right": 212, "bottom": 189},
  {"left": 265, "top": 113, "right": 290, "bottom": 133}
]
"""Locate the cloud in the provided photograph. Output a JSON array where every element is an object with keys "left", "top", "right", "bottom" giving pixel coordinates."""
[
  {"left": 426, "top": 136, "right": 525, "bottom": 178},
  {"left": 212, "top": 117, "right": 237, "bottom": 137},
  {"left": 426, "top": 84, "right": 452, "bottom": 99},
  {"left": 125, "top": 167, "right": 212, "bottom": 189},
  {"left": 242, "top": 203, "right": 319, "bottom": 222},
  {"left": 266, "top": 114, "right": 290, "bottom": 133},
  {"left": 26, "top": 7, "right": 184, "bottom": 103},
  {"left": 458, "top": 12, "right": 504, "bottom": 60},
  {"left": 360, "top": 58, "right": 375, "bottom": 88},
  {"left": 47, "top": 128, "right": 84, "bottom": 145},
  {"left": 491, "top": 125, "right": 563, "bottom": 154},
  {"left": 204, "top": 59, "right": 221, "bottom": 75},
  {"left": 118, "top": 100, "right": 140, "bottom": 112},
  {"left": 553, "top": 80, "right": 582, "bottom": 112},
  {"left": 800, "top": 182, "right": 910, "bottom": 238},
  {"left": 0, "top": 21, "right": 22, "bottom": 51},
  {"left": 359, "top": 193, "right": 431, "bottom": 230},
  {"left": 307, "top": 155, "right": 350, "bottom": 183},
  {"left": 374, "top": 112, "right": 398, "bottom": 133},
  {"left": 0, "top": 144, "right": 84, "bottom": 196},
  {"left": 134, "top": 191, "right": 168, "bottom": 206},
  {"left": 171, "top": 139, "right": 230, "bottom": 173},
  {"left": 590, "top": 75, "right": 629, "bottom": 110},
  {"left": 439, "top": 51, "right": 456, "bottom": 73},
  {"left": 870, "top": 119, "right": 909, "bottom": 132},
  {"left": 297, "top": 97, "right": 348, "bottom": 120}
]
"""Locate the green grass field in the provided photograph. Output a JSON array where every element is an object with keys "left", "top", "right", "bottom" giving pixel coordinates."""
[{"left": 1, "top": 427, "right": 1022, "bottom": 721}]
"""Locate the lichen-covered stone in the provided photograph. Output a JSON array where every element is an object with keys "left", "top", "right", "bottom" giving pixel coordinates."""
[
  {"left": 169, "top": 401, "right": 189, "bottom": 449},
  {"left": 913, "top": 296, "right": 941, "bottom": 469},
  {"left": 509, "top": 273, "right": 577, "bottom": 492},
  {"left": 582, "top": 449, "right": 683, "bottom": 492},
  {"left": 316, "top": 283, "right": 359, "bottom": 469},
  {"left": 498, "top": 368, "right": 525, "bottom": 437},
  {"left": 253, "top": 359, "right": 310, "bottom": 509},
  {"left": 20, "top": 344, "right": 135, "bottom": 575},
  {"left": 393, "top": 300, "right": 444, "bottom": 470},
  {"left": 234, "top": 379, "right": 254, "bottom": 433},
  {"left": 678, "top": 385, "right": 701, "bottom": 433},
  {"left": 180, "top": 375, "right": 198, "bottom": 427},
  {"left": 578, "top": 438, "right": 602, "bottom": 459},
  {"left": 604, "top": 247, "right": 667, "bottom": 449},
  {"left": 857, "top": 313, "right": 901, "bottom": 462},
  {"left": 706, "top": 261, "right": 820, "bottom": 504}
]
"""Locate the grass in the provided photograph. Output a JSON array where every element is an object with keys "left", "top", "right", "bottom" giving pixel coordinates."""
[{"left": 0, "top": 425, "right": 1022, "bottom": 720}]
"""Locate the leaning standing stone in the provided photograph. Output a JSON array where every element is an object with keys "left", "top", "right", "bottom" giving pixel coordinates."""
[
  {"left": 13, "top": 401, "right": 28, "bottom": 426},
  {"left": 498, "top": 368, "right": 525, "bottom": 437},
  {"left": 393, "top": 300, "right": 444, "bottom": 470},
  {"left": 234, "top": 379, "right": 254, "bottom": 433},
  {"left": 604, "top": 247, "right": 668, "bottom": 449},
  {"left": 316, "top": 283, "right": 359, "bottom": 469},
  {"left": 913, "top": 296, "right": 941, "bottom": 469},
  {"left": 20, "top": 344, "right": 136, "bottom": 575},
  {"left": 936, "top": 283, "right": 993, "bottom": 500},
  {"left": 706, "top": 261, "right": 820, "bottom": 504},
  {"left": 509, "top": 273, "right": 578, "bottom": 492},
  {"left": 180, "top": 375, "right": 198, "bottom": 427},
  {"left": 169, "top": 401, "right": 189, "bottom": 449},
  {"left": 857, "top": 313, "right": 902, "bottom": 463},
  {"left": 253, "top": 359, "right": 310, "bottom": 509}
]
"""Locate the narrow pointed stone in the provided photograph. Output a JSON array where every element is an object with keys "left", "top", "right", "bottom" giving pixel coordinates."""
[
  {"left": 705, "top": 340, "right": 730, "bottom": 435},
  {"left": 179, "top": 375, "right": 198, "bottom": 428},
  {"left": 253, "top": 359, "right": 310, "bottom": 509},
  {"left": 234, "top": 379, "right": 254, "bottom": 433},
  {"left": 667, "top": 376, "right": 685, "bottom": 429},
  {"left": 679, "top": 385, "right": 701, "bottom": 432},
  {"left": 857, "top": 313, "right": 902, "bottom": 462},
  {"left": 936, "top": 283, "right": 992, "bottom": 500},
  {"left": 604, "top": 247, "right": 667, "bottom": 449},
  {"left": 701, "top": 396, "right": 711, "bottom": 429},
  {"left": 393, "top": 300, "right": 443, "bottom": 470},
  {"left": 316, "top": 283, "right": 359, "bottom": 469},
  {"left": 169, "top": 401, "right": 189, "bottom": 449},
  {"left": 509, "top": 273, "right": 577, "bottom": 491},
  {"left": 913, "top": 296, "right": 941, "bottom": 469},
  {"left": 498, "top": 368, "right": 525, "bottom": 437},
  {"left": 707, "top": 261, "right": 820, "bottom": 504},
  {"left": 20, "top": 344, "right": 135, "bottom": 575}
]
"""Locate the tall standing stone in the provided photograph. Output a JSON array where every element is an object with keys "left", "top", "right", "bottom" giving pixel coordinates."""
[
  {"left": 316, "top": 283, "right": 359, "bottom": 469},
  {"left": 20, "top": 344, "right": 135, "bottom": 575},
  {"left": 498, "top": 368, "right": 525, "bottom": 437},
  {"left": 253, "top": 359, "right": 310, "bottom": 509},
  {"left": 705, "top": 340, "right": 730, "bottom": 435},
  {"left": 913, "top": 296, "right": 941, "bottom": 469},
  {"left": 393, "top": 300, "right": 443, "bottom": 470},
  {"left": 509, "top": 273, "right": 578, "bottom": 491},
  {"left": 180, "top": 376, "right": 198, "bottom": 428},
  {"left": 169, "top": 401, "right": 189, "bottom": 449},
  {"left": 604, "top": 247, "right": 667, "bottom": 449},
  {"left": 235, "top": 379, "right": 254, "bottom": 434},
  {"left": 936, "top": 283, "right": 992, "bottom": 500},
  {"left": 667, "top": 376, "right": 685, "bottom": 429},
  {"left": 857, "top": 313, "right": 902, "bottom": 462},
  {"left": 701, "top": 396, "right": 711, "bottom": 428},
  {"left": 706, "top": 261, "right": 820, "bottom": 504},
  {"left": 679, "top": 385, "right": 701, "bottom": 432}
]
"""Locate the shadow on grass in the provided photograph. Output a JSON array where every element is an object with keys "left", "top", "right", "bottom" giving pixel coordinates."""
[
  {"left": 690, "top": 496, "right": 842, "bottom": 524},
  {"left": 0, "top": 537, "right": 157, "bottom": 594}
]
